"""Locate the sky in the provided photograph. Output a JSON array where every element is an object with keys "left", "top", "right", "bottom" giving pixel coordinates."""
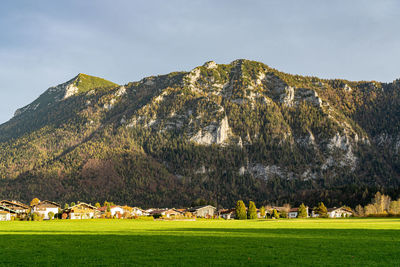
[{"left": 0, "top": 0, "right": 400, "bottom": 123}]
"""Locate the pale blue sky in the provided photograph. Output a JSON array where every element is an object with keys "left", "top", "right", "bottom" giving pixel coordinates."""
[{"left": 1, "top": 0, "right": 399, "bottom": 123}]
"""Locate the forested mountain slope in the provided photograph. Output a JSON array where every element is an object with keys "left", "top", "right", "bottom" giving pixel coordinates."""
[{"left": 0, "top": 60, "right": 399, "bottom": 208}]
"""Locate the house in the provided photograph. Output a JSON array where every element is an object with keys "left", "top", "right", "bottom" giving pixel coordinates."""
[
  {"left": 64, "top": 203, "right": 97, "bottom": 219},
  {"left": 327, "top": 207, "right": 353, "bottom": 218},
  {"left": 149, "top": 208, "right": 183, "bottom": 218},
  {"left": 31, "top": 200, "right": 60, "bottom": 220},
  {"left": 0, "top": 200, "right": 29, "bottom": 215},
  {"left": 219, "top": 208, "right": 236, "bottom": 220},
  {"left": 0, "top": 205, "right": 17, "bottom": 221},
  {"left": 130, "top": 207, "right": 144, "bottom": 217},
  {"left": 188, "top": 205, "right": 216, "bottom": 218},
  {"left": 98, "top": 205, "right": 125, "bottom": 218},
  {"left": 288, "top": 207, "right": 310, "bottom": 218}
]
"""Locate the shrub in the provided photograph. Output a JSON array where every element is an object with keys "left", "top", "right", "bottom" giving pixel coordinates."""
[{"left": 48, "top": 212, "right": 55, "bottom": 220}]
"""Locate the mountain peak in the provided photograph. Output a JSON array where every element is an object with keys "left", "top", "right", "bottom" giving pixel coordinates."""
[
  {"left": 68, "top": 73, "right": 118, "bottom": 95},
  {"left": 13, "top": 74, "right": 118, "bottom": 118}
]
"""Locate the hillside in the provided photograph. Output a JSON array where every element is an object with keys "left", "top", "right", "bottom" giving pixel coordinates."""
[{"left": 0, "top": 60, "right": 399, "bottom": 207}]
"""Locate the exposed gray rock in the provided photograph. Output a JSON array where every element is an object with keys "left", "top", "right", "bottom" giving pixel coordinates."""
[{"left": 191, "top": 116, "right": 232, "bottom": 145}]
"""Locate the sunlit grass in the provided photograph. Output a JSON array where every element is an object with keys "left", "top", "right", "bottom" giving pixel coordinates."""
[{"left": 0, "top": 218, "right": 399, "bottom": 266}]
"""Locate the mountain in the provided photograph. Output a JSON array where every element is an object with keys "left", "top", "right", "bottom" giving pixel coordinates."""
[{"left": 0, "top": 59, "right": 399, "bottom": 208}]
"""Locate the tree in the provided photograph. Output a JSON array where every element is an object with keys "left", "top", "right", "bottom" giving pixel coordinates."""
[
  {"left": 247, "top": 201, "right": 257, "bottom": 219},
  {"left": 70, "top": 202, "right": 76, "bottom": 207},
  {"left": 259, "top": 206, "right": 266, "bottom": 218},
  {"left": 30, "top": 198, "right": 40, "bottom": 207},
  {"left": 355, "top": 205, "right": 364, "bottom": 217},
  {"left": 64, "top": 203, "right": 69, "bottom": 209},
  {"left": 372, "top": 192, "right": 391, "bottom": 214},
  {"left": 272, "top": 209, "right": 279, "bottom": 219},
  {"left": 389, "top": 199, "right": 400, "bottom": 215},
  {"left": 95, "top": 202, "right": 101, "bottom": 208},
  {"left": 298, "top": 203, "right": 308, "bottom": 218},
  {"left": 314, "top": 202, "right": 328, "bottom": 217},
  {"left": 48, "top": 211, "right": 55, "bottom": 220},
  {"left": 235, "top": 200, "right": 247, "bottom": 220}
]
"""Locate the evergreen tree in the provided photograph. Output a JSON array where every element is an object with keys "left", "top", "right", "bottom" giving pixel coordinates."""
[
  {"left": 259, "top": 206, "right": 266, "bottom": 218},
  {"left": 247, "top": 201, "right": 257, "bottom": 219},
  {"left": 272, "top": 209, "right": 279, "bottom": 219},
  {"left": 235, "top": 200, "right": 247, "bottom": 220},
  {"left": 314, "top": 202, "right": 328, "bottom": 217},
  {"left": 298, "top": 203, "right": 308, "bottom": 218}
]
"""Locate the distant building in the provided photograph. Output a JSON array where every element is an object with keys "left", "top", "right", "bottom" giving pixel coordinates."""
[
  {"left": 0, "top": 205, "right": 17, "bottom": 221},
  {"left": 288, "top": 206, "right": 309, "bottom": 218},
  {"left": 188, "top": 205, "right": 216, "bottom": 218},
  {"left": 327, "top": 207, "right": 353, "bottom": 218},
  {"left": 98, "top": 206, "right": 125, "bottom": 218},
  {"left": 130, "top": 207, "right": 144, "bottom": 216},
  {"left": 149, "top": 208, "right": 183, "bottom": 218},
  {"left": 32, "top": 200, "right": 60, "bottom": 220},
  {"left": 219, "top": 208, "right": 236, "bottom": 220},
  {"left": 0, "top": 200, "right": 29, "bottom": 215},
  {"left": 64, "top": 203, "right": 97, "bottom": 219}
]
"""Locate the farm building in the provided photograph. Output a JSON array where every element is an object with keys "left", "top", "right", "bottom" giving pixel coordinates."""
[
  {"left": 0, "top": 200, "right": 29, "bottom": 215},
  {"left": 188, "top": 205, "right": 216, "bottom": 218},
  {"left": 219, "top": 209, "right": 236, "bottom": 220},
  {"left": 0, "top": 205, "right": 17, "bottom": 221},
  {"left": 327, "top": 207, "right": 353, "bottom": 218},
  {"left": 64, "top": 203, "right": 97, "bottom": 219},
  {"left": 288, "top": 207, "right": 309, "bottom": 218},
  {"left": 98, "top": 206, "right": 125, "bottom": 218},
  {"left": 150, "top": 208, "right": 183, "bottom": 218},
  {"left": 31, "top": 200, "right": 60, "bottom": 220},
  {"left": 130, "top": 207, "right": 144, "bottom": 216}
]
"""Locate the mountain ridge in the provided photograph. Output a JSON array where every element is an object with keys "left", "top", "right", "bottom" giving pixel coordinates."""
[{"left": 0, "top": 59, "right": 399, "bottom": 208}]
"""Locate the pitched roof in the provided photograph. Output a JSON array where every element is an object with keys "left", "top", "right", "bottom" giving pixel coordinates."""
[
  {"left": 188, "top": 205, "right": 216, "bottom": 212},
  {"left": 34, "top": 200, "right": 61, "bottom": 208},
  {"left": 0, "top": 200, "right": 29, "bottom": 209},
  {"left": 0, "top": 205, "right": 17, "bottom": 213},
  {"left": 97, "top": 205, "right": 123, "bottom": 212},
  {"left": 219, "top": 208, "right": 235, "bottom": 214},
  {"left": 65, "top": 202, "right": 96, "bottom": 211},
  {"left": 327, "top": 207, "right": 353, "bottom": 213}
]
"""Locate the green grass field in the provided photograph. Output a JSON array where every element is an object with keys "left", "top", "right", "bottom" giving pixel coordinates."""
[{"left": 0, "top": 218, "right": 399, "bottom": 266}]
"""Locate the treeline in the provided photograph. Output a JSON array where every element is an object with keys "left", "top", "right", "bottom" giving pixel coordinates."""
[{"left": 354, "top": 192, "right": 400, "bottom": 217}]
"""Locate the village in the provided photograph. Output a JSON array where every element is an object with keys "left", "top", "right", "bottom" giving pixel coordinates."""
[{"left": 0, "top": 199, "right": 354, "bottom": 221}]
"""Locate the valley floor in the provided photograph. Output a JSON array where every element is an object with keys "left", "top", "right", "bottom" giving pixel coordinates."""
[{"left": 0, "top": 218, "right": 399, "bottom": 266}]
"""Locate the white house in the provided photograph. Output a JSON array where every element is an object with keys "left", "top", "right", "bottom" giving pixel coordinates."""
[
  {"left": 98, "top": 205, "right": 125, "bottom": 217},
  {"left": 288, "top": 206, "right": 309, "bottom": 218},
  {"left": 219, "top": 209, "right": 236, "bottom": 220},
  {"left": 0, "top": 205, "right": 16, "bottom": 221},
  {"left": 288, "top": 208, "right": 299, "bottom": 218},
  {"left": 327, "top": 207, "right": 353, "bottom": 218},
  {"left": 32, "top": 200, "right": 60, "bottom": 220},
  {"left": 65, "top": 203, "right": 97, "bottom": 219},
  {"left": 131, "top": 207, "right": 144, "bottom": 216}
]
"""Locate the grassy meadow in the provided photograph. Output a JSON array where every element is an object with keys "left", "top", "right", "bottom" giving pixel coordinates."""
[{"left": 0, "top": 218, "right": 399, "bottom": 266}]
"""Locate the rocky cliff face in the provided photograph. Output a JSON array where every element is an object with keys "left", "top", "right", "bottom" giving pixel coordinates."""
[{"left": 0, "top": 59, "right": 399, "bottom": 207}]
